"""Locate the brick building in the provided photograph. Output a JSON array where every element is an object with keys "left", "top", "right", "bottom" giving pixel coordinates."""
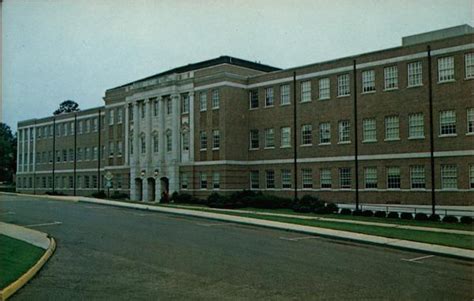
[{"left": 16, "top": 25, "right": 474, "bottom": 205}]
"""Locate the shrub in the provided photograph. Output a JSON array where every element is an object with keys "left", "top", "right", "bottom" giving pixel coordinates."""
[
  {"left": 387, "top": 212, "right": 399, "bottom": 219},
  {"left": 429, "top": 214, "right": 440, "bottom": 222},
  {"left": 442, "top": 215, "right": 458, "bottom": 223},
  {"left": 400, "top": 212, "right": 413, "bottom": 220},
  {"left": 352, "top": 210, "right": 364, "bottom": 216},
  {"left": 414, "top": 213, "right": 429, "bottom": 221},
  {"left": 110, "top": 191, "right": 129, "bottom": 200},
  {"left": 325, "top": 203, "right": 339, "bottom": 214},
  {"left": 374, "top": 211, "right": 386, "bottom": 218},
  {"left": 460, "top": 216, "right": 473, "bottom": 224},
  {"left": 362, "top": 210, "right": 374, "bottom": 217},
  {"left": 207, "top": 193, "right": 244, "bottom": 209},
  {"left": 91, "top": 190, "right": 106, "bottom": 199},
  {"left": 45, "top": 191, "right": 66, "bottom": 196},
  {"left": 340, "top": 208, "right": 352, "bottom": 215},
  {"left": 293, "top": 195, "right": 324, "bottom": 213}
]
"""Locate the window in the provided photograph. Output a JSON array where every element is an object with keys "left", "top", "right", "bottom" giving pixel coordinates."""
[
  {"left": 250, "top": 171, "right": 259, "bottom": 189},
  {"left": 302, "top": 169, "right": 313, "bottom": 189},
  {"left": 57, "top": 124, "right": 62, "bottom": 136},
  {"left": 439, "top": 110, "right": 456, "bottom": 135},
  {"left": 387, "top": 167, "right": 401, "bottom": 189},
  {"left": 200, "top": 131, "right": 207, "bottom": 150},
  {"left": 320, "top": 168, "right": 332, "bottom": 189},
  {"left": 92, "top": 146, "right": 98, "bottom": 159},
  {"left": 69, "top": 149, "right": 74, "bottom": 161},
  {"left": 62, "top": 149, "right": 67, "bottom": 162},
  {"left": 212, "top": 173, "right": 220, "bottom": 189},
  {"left": 166, "top": 98, "right": 172, "bottom": 115},
  {"left": 199, "top": 92, "right": 207, "bottom": 111},
  {"left": 250, "top": 130, "right": 259, "bottom": 149},
  {"left": 63, "top": 123, "right": 68, "bottom": 136},
  {"left": 200, "top": 173, "right": 207, "bottom": 189},
  {"left": 385, "top": 116, "right": 400, "bottom": 140},
  {"left": 69, "top": 122, "right": 74, "bottom": 135},
  {"left": 249, "top": 90, "right": 258, "bottom": 109},
  {"left": 166, "top": 131, "right": 172, "bottom": 152},
  {"left": 182, "top": 132, "right": 189, "bottom": 151},
  {"left": 266, "top": 170, "right": 275, "bottom": 189},
  {"left": 337, "top": 74, "right": 350, "bottom": 96},
  {"left": 466, "top": 53, "right": 474, "bottom": 79},
  {"left": 109, "top": 141, "right": 115, "bottom": 156},
  {"left": 85, "top": 119, "right": 91, "bottom": 133},
  {"left": 318, "top": 78, "right": 330, "bottom": 100},
  {"left": 410, "top": 165, "right": 425, "bottom": 189},
  {"left": 281, "top": 170, "right": 291, "bottom": 189},
  {"left": 409, "top": 113, "right": 424, "bottom": 138},
  {"left": 182, "top": 94, "right": 190, "bottom": 113},
  {"left": 181, "top": 173, "right": 188, "bottom": 190},
  {"left": 407, "top": 61, "right": 422, "bottom": 87},
  {"left": 117, "top": 108, "right": 123, "bottom": 124},
  {"left": 384, "top": 66, "right": 398, "bottom": 89},
  {"left": 338, "top": 120, "right": 351, "bottom": 143},
  {"left": 319, "top": 122, "right": 331, "bottom": 144},
  {"left": 280, "top": 84, "right": 290, "bottom": 105},
  {"left": 362, "top": 70, "right": 375, "bottom": 93},
  {"left": 339, "top": 168, "right": 351, "bottom": 189},
  {"left": 265, "top": 87, "right": 274, "bottom": 107},
  {"left": 280, "top": 127, "right": 291, "bottom": 148},
  {"left": 92, "top": 118, "right": 98, "bottom": 132},
  {"left": 364, "top": 167, "right": 377, "bottom": 189},
  {"left": 211, "top": 90, "right": 219, "bottom": 109},
  {"left": 84, "top": 176, "right": 90, "bottom": 188},
  {"left": 441, "top": 165, "right": 457, "bottom": 189},
  {"left": 108, "top": 109, "right": 114, "bottom": 125},
  {"left": 78, "top": 121, "right": 83, "bottom": 134},
  {"left": 140, "top": 135, "right": 146, "bottom": 154},
  {"left": 362, "top": 118, "right": 376, "bottom": 142},
  {"left": 438, "top": 56, "right": 454, "bottom": 82},
  {"left": 301, "top": 81, "right": 311, "bottom": 102},
  {"left": 77, "top": 148, "right": 82, "bottom": 161},
  {"left": 85, "top": 148, "right": 90, "bottom": 160},
  {"left": 264, "top": 128, "right": 275, "bottom": 148},
  {"left": 212, "top": 130, "right": 220, "bottom": 149},
  {"left": 469, "top": 165, "right": 474, "bottom": 189},
  {"left": 466, "top": 108, "right": 474, "bottom": 134},
  {"left": 301, "top": 124, "right": 312, "bottom": 145},
  {"left": 153, "top": 133, "right": 159, "bottom": 153},
  {"left": 153, "top": 100, "right": 159, "bottom": 117}
]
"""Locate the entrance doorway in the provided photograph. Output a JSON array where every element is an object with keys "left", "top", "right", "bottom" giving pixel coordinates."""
[
  {"left": 160, "top": 177, "right": 169, "bottom": 203},
  {"left": 147, "top": 177, "right": 156, "bottom": 202},
  {"left": 134, "top": 178, "right": 143, "bottom": 201}
]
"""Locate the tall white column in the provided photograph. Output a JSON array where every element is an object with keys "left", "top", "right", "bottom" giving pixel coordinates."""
[
  {"left": 32, "top": 126, "right": 36, "bottom": 172},
  {"left": 159, "top": 97, "right": 165, "bottom": 162},
  {"left": 145, "top": 99, "right": 152, "bottom": 165},
  {"left": 124, "top": 104, "right": 129, "bottom": 165},
  {"left": 189, "top": 92, "right": 195, "bottom": 162},
  {"left": 26, "top": 128, "right": 31, "bottom": 172},
  {"left": 132, "top": 102, "right": 140, "bottom": 166},
  {"left": 169, "top": 94, "right": 180, "bottom": 193},
  {"left": 130, "top": 101, "right": 140, "bottom": 200}
]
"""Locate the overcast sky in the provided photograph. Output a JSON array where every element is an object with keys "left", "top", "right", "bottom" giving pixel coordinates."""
[{"left": 2, "top": 0, "right": 473, "bottom": 131}]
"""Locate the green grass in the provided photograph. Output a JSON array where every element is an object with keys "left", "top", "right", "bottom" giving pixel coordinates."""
[{"left": 0, "top": 235, "right": 45, "bottom": 289}]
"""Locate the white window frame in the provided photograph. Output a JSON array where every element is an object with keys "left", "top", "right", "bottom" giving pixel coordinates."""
[
  {"left": 211, "top": 89, "right": 219, "bottom": 109},
  {"left": 200, "top": 131, "right": 207, "bottom": 151},
  {"left": 407, "top": 61, "right": 422, "bottom": 87},
  {"left": 250, "top": 170, "right": 260, "bottom": 189},
  {"left": 387, "top": 166, "right": 401, "bottom": 189},
  {"left": 362, "top": 70, "right": 376, "bottom": 93},
  {"left": 337, "top": 74, "right": 350, "bottom": 97},
  {"left": 280, "top": 84, "right": 290, "bottom": 105},
  {"left": 319, "top": 122, "right": 331, "bottom": 145},
  {"left": 408, "top": 113, "right": 424, "bottom": 139},
  {"left": 301, "top": 81, "right": 311, "bottom": 102},
  {"left": 339, "top": 168, "right": 351, "bottom": 189},
  {"left": 212, "top": 129, "right": 220, "bottom": 150},
  {"left": 281, "top": 169, "right": 292, "bottom": 189},
  {"left": 384, "top": 66, "right": 398, "bottom": 90},
  {"left": 364, "top": 167, "right": 378, "bottom": 189},
  {"left": 466, "top": 108, "right": 474, "bottom": 134},
  {"left": 384, "top": 115, "right": 400, "bottom": 141},
  {"left": 410, "top": 165, "right": 426, "bottom": 189},
  {"left": 439, "top": 110, "right": 456, "bottom": 136},
  {"left": 249, "top": 129, "right": 259, "bottom": 149},
  {"left": 212, "top": 172, "right": 220, "bottom": 190},
  {"left": 265, "top": 87, "right": 274, "bottom": 107},
  {"left": 441, "top": 165, "right": 457, "bottom": 190},
  {"left": 338, "top": 120, "right": 351, "bottom": 143},
  {"left": 465, "top": 53, "right": 474, "bottom": 79},
  {"left": 362, "top": 118, "right": 376, "bottom": 142},
  {"left": 249, "top": 90, "right": 259, "bottom": 109},
  {"left": 302, "top": 169, "right": 313, "bottom": 189},
  {"left": 280, "top": 127, "right": 291, "bottom": 148},
  {"left": 301, "top": 124, "right": 312, "bottom": 145},
  {"left": 318, "top": 78, "right": 330, "bottom": 100},
  {"left": 199, "top": 92, "right": 207, "bottom": 111},
  {"left": 264, "top": 128, "right": 275, "bottom": 148},
  {"left": 438, "top": 56, "right": 454, "bottom": 82}
]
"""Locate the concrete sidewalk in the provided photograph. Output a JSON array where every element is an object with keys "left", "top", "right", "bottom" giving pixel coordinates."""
[{"left": 0, "top": 221, "right": 50, "bottom": 250}]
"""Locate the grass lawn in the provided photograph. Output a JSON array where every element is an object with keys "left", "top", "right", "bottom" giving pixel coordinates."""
[{"left": 0, "top": 235, "right": 44, "bottom": 289}]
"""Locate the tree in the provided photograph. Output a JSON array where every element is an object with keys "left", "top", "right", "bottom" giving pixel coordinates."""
[
  {"left": 53, "top": 100, "right": 80, "bottom": 115},
  {"left": 0, "top": 123, "right": 17, "bottom": 183}
]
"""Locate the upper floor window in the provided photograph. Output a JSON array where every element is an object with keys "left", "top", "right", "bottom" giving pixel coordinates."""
[
  {"left": 385, "top": 115, "right": 400, "bottom": 140},
  {"left": 153, "top": 100, "right": 159, "bottom": 117},
  {"left": 166, "top": 131, "right": 172, "bottom": 152},
  {"left": 362, "top": 70, "right": 376, "bottom": 93},
  {"left": 301, "top": 124, "right": 312, "bottom": 145},
  {"left": 362, "top": 118, "right": 376, "bottom": 142},
  {"left": 182, "top": 94, "right": 189, "bottom": 114},
  {"left": 280, "top": 127, "right": 291, "bottom": 148},
  {"left": 338, "top": 120, "right": 351, "bottom": 143},
  {"left": 265, "top": 87, "right": 274, "bottom": 107},
  {"left": 200, "top": 131, "right": 207, "bottom": 150},
  {"left": 407, "top": 61, "right": 422, "bottom": 87},
  {"left": 384, "top": 66, "right": 398, "bottom": 90},
  {"left": 78, "top": 121, "right": 83, "bottom": 134},
  {"left": 318, "top": 78, "right": 330, "bottom": 100},
  {"left": 301, "top": 81, "right": 311, "bottom": 102},
  {"left": 182, "top": 132, "right": 189, "bottom": 151},
  {"left": 140, "top": 134, "right": 146, "bottom": 154},
  {"left": 117, "top": 108, "right": 123, "bottom": 124},
  {"left": 438, "top": 56, "right": 454, "bottom": 82},
  {"left": 69, "top": 122, "right": 74, "bottom": 135},
  {"left": 199, "top": 92, "right": 207, "bottom": 111},
  {"left": 467, "top": 108, "right": 474, "bottom": 134},
  {"left": 466, "top": 53, "right": 474, "bottom": 79},
  {"left": 211, "top": 89, "right": 219, "bottom": 109},
  {"left": 249, "top": 90, "right": 259, "bottom": 109},
  {"left": 280, "top": 84, "right": 290, "bottom": 105},
  {"left": 319, "top": 122, "right": 331, "bottom": 144},
  {"left": 408, "top": 113, "right": 424, "bottom": 138},
  {"left": 250, "top": 129, "right": 259, "bottom": 149},
  {"left": 439, "top": 110, "right": 456, "bottom": 135},
  {"left": 85, "top": 119, "right": 91, "bottom": 133},
  {"left": 166, "top": 98, "right": 172, "bottom": 115},
  {"left": 337, "top": 74, "right": 350, "bottom": 97},
  {"left": 141, "top": 102, "right": 146, "bottom": 118},
  {"left": 212, "top": 129, "right": 220, "bottom": 149},
  {"left": 109, "top": 109, "right": 115, "bottom": 125},
  {"left": 200, "top": 173, "right": 207, "bottom": 189},
  {"left": 264, "top": 128, "right": 275, "bottom": 148},
  {"left": 153, "top": 133, "right": 159, "bottom": 153},
  {"left": 92, "top": 118, "right": 98, "bottom": 132}
]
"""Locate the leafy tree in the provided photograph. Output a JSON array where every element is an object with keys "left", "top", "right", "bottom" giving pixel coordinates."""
[
  {"left": 0, "top": 123, "right": 16, "bottom": 183},
  {"left": 53, "top": 100, "right": 80, "bottom": 115}
]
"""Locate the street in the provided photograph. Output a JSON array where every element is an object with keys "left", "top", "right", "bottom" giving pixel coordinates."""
[{"left": 1, "top": 194, "right": 472, "bottom": 300}]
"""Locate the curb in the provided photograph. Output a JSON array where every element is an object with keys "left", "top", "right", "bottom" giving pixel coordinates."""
[{"left": 0, "top": 236, "right": 56, "bottom": 301}]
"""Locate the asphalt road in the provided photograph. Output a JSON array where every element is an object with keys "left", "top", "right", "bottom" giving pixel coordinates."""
[{"left": 1, "top": 194, "right": 472, "bottom": 300}]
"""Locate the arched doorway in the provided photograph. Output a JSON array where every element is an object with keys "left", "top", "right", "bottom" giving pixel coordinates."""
[
  {"left": 160, "top": 177, "right": 169, "bottom": 203},
  {"left": 147, "top": 177, "right": 156, "bottom": 202},
  {"left": 135, "top": 178, "right": 143, "bottom": 201}
]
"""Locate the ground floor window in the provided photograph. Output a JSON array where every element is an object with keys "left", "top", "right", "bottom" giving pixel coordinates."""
[
  {"left": 250, "top": 171, "right": 259, "bottom": 189},
  {"left": 441, "top": 165, "right": 457, "bottom": 189},
  {"left": 364, "top": 167, "right": 377, "bottom": 189},
  {"left": 387, "top": 167, "right": 401, "bottom": 189},
  {"left": 266, "top": 170, "right": 275, "bottom": 189},
  {"left": 302, "top": 169, "right": 313, "bottom": 189},
  {"left": 200, "top": 173, "right": 207, "bottom": 189},
  {"left": 281, "top": 169, "right": 291, "bottom": 189},
  {"left": 320, "top": 169, "right": 332, "bottom": 189},
  {"left": 410, "top": 165, "right": 425, "bottom": 189}
]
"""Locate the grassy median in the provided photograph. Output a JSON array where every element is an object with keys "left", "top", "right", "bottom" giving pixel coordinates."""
[{"left": 0, "top": 235, "right": 44, "bottom": 289}]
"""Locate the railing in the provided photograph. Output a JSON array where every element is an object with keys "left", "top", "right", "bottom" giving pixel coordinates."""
[{"left": 337, "top": 203, "right": 474, "bottom": 217}]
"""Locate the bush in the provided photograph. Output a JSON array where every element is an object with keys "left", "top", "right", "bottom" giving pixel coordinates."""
[
  {"left": 442, "top": 215, "right": 458, "bottom": 223},
  {"left": 400, "top": 212, "right": 413, "bottom": 220},
  {"left": 387, "top": 212, "right": 399, "bottom": 219},
  {"left": 374, "top": 211, "right": 386, "bottom": 218},
  {"left": 91, "top": 190, "right": 106, "bottom": 199},
  {"left": 340, "top": 208, "right": 352, "bottom": 215},
  {"left": 110, "top": 191, "right": 129, "bottom": 200},
  {"left": 45, "top": 191, "right": 66, "bottom": 196},
  {"left": 429, "top": 214, "right": 440, "bottom": 222},
  {"left": 460, "top": 216, "right": 473, "bottom": 224},
  {"left": 414, "top": 213, "right": 429, "bottom": 221},
  {"left": 352, "top": 210, "right": 364, "bottom": 216},
  {"left": 362, "top": 210, "right": 374, "bottom": 217},
  {"left": 293, "top": 195, "right": 324, "bottom": 213},
  {"left": 207, "top": 193, "right": 244, "bottom": 209},
  {"left": 325, "top": 203, "right": 339, "bottom": 214}
]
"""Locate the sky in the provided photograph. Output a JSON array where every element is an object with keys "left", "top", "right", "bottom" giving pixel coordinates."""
[{"left": 2, "top": 0, "right": 473, "bottom": 131}]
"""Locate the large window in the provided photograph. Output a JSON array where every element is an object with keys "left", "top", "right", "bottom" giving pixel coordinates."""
[
  {"left": 438, "top": 56, "right": 454, "bottom": 82},
  {"left": 109, "top": 142, "right": 115, "bottom": 156},
  {"left": 211, "top": 90, "right": 219, "bottom": 109},
  {"left": 409, "top": 113, "right": 424, "bottom": 138},
  {"left": 439, "top": 110, "right": 456, "bottom": 135},
  {"left": 166, "top": 131, "right": 172, "bottom": 152},
  {"left": 250, "top": 171, "right": 260, "bottom": 189},
  {"left": 469, "top": 165, "right": 474, "bottom": 189},
  {"left": 280, "top": 127, "right": 291, "bottom": 148},
  {"left": 141, "top": 102, "right": 146, "bottom": 118},
  {"left": 153, "top": 100, "right": 159, "bottom": 116},
  {"left": 466, "top": 53, "right": 474, "bottom": 79},
  {"left": 166, "top": 98, "right": 172, "bottom": 115},
  {"left": 181, "top": 173, "right": 189, "bottom": 190},
  {"left": 407, "top": 61, "right": 422, "bottom": 87},
  {"left": 199, "top": 92, "right": 207, "bottom": 111},
  {"left": 266, "top": 170, "right": 275, "bottom": 189},
  {"left": 302, "top": 169, "right": 313, "bottom": 189},
  {"left": 410, "top": 165, "right": 425, "bottom": 189},
  {"left": 337, "top": 74, "right": 350, "bottom": 97},
  {"left": 249, "top": 90, "right": 259, "bottom": 109},
  {"left": 153, "top": 133, "right": 159, "bottom": 153},
  {"left": 301, "top": 81, "right": 311, "bottom": 102},
  {"left": 280, "top": 84, "right": 290, "bottom": 105},
  {"left": 384, "top": 66, "right": 398, "bottom": 90},
  {"left": 212, "top": 173, "right": 220, "bottom": 189},
  {"left": 182, "top": 132, "right": 189, "bottom": 151},
  {"left": 264, "top": 128, "right": 275, "bottom": 148},
  {"left": 200, "top": 173, "right": 207, "bottom": 189},
  {"left": 339, "top": 168, "right": 351, "bottom": 189},
  {"left": 265, "top": 87, "right": 274, "bottom": 107},
  {"left": 281, "top": 169, "right": 292, "bottom": 189},
  {"left": 318, "top": 78, "right": 330, "bottom": 100},
  {"left": 338, "top": 120, "right": 351, "bottom": 143},
  {"left": 109, "top": 109, "right": 114, "bottom": 125},
  {"left": 182, "top": 94, "right": 189, "bottom": 114},
  {"left": 441, "top": 165, "right": 457, "bottom": 189},
  {"left": 301, "top": 124, "right": 312, "bottom": 145},
  {"left": 468, "top": 108, "right": 474, "bottom": 134},
  {"left": 363, "top": 118, "right": 376, "bottom": 142},
  {"left": 200, "top": 131, "right": 207, "bottom": 150},
  {"left": 250, "top": 129, "right": 259, "bottom": 149},
  {"left": 140, "top": 135, "right": 145, "bottom": 154},
  {"left": 319, "top": 122, "right": 331, "bottom": 144},
  {"left": 212, "top": 130, "right": 220, "bottom": 149},
  {"left": 385, "top": 116, "right": 400, "bottom": 140},
  {"left": 387, "top": 167, "right": 401, "bottom": 189},
  {"left": 117, "top": 108, "right": 123, "bottom": 123},
  {"left": 362, "top": 70, "right": 375, "bottom": 92},
  {"left": 364, "top": 167, "right": 378, "bottom": 189}
]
